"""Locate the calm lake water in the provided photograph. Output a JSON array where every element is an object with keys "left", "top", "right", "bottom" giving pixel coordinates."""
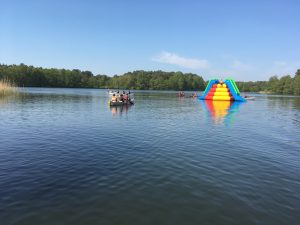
[{"left": 1, "top": 88, "right": 300, "bottom": 225}]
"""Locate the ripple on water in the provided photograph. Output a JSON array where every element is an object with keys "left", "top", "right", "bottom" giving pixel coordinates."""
[{"left": 0, "top": 89, "right": 300, "bottom": 225}]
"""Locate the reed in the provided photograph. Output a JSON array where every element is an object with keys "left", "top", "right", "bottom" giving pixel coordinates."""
[{"left": 0, "top": 79, "right": 17, "bottom": 97}]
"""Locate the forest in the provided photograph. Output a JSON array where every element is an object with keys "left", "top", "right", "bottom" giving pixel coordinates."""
[
  {"left": 0, "top": 63, "right": 300, "bottom": 95},
  {"left": 0, "top": 64, "right": 205, "bottom": 91}
]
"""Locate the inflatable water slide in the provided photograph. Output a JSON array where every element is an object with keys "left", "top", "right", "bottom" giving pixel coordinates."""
[{"left": 199, "top": 79, "right": 246, "bottom": 102}]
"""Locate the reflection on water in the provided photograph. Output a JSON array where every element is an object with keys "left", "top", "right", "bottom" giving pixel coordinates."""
[
  {"left": 0, "top": 91, "right": 24, "bottom": 106},
  {"left": 201, "top": 100, "right": 243, "bottom": 125},
  {"left": 0, "top": 96, "right": 10, "bottom": 106},
  {"left": 110, "top": 104, "right": 133, "bottom": 116}
]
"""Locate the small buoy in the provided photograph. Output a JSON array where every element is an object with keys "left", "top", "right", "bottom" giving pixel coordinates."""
[
  {"left": 222, "top": 84, "right": 227, "bottom": 88},
  {"left": 217, "top": 84, "right": 221, "bottom": 88}
]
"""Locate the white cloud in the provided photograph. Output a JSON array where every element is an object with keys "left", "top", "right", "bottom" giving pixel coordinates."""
[{"left": 152, "top": 51, "right": 209, "bottom": 69}]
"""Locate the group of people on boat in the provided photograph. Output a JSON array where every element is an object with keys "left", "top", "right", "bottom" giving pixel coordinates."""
[
  {"left": 110, "top": 90, "right": 132, "bottom": 104},
  {"left": 178, "top": 91, "right": 185, "bottom": 97},
  {"left": 190, "top": 92, "right": 198, "bottom": 98},
  {"left": 178, "top": 91, "right": 198, "bottom": 98}
]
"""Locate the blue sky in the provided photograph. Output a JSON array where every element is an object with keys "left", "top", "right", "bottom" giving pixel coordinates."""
[{"left": 1, "top": 0, "right": 300, "bottom": 81}]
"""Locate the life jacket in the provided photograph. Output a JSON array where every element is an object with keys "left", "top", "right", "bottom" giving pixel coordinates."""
[{"left": 111, "top": 96, "right": 117, "bottom": 102}]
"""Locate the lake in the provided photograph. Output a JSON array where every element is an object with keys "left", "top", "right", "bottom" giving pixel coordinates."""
[{"left": 0, "top": 88, "right": 300, "bottom": 225}]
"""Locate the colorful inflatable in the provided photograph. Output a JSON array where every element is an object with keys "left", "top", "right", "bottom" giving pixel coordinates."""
[{"left": 199, "top": 79, "right": 246, "bottom": 102}]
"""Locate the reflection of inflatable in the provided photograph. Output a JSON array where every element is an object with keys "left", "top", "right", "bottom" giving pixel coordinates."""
[
  {"left": 205, "top": 101, "right": 231, "bottom": 118},
  {"left": 201, "top": 100, "right": 243, "bottom": 125},
  {"left": 199, "top": 79, "right": 246, "bottom": 102}
]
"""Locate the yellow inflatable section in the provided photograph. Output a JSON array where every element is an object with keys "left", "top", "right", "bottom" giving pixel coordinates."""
[{"left": 212, "top": 96, "right": 232, "bottom": 101}]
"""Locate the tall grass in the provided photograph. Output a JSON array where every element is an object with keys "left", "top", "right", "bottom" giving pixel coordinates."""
[{"left": 0, "top": 79, "right": 17, "bottom": 97}]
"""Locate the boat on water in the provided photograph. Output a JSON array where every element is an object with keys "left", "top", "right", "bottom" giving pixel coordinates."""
[
  {"left": 244, "top": 96, "right": 255, "bottom": 100},
  {"left": 189, "top": 92, "right": 198, "bottom": 98},
  {"left": 178, "top": 91, "right": 185, "bottom": 97},
  {"left": 108, "top": 90, "right": 135, "bottom": 106},
  {"left": 108, "top": 100, "right": 134, "bottom": 106}
]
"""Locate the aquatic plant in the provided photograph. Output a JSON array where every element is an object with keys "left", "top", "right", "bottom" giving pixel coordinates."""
[{"left": 0, "top": 79, "right": 17, "bottom": 97}]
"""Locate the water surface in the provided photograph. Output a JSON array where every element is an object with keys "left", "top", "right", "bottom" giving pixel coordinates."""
[{"left": 0, "top": 88, "right": 300, "bottom": 225}]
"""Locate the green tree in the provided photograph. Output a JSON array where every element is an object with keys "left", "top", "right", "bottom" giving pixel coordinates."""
[
  {"left": 294, "top": 70, "right": 300, "bottom": 95},
  {"left": 268, "top": 76, "right": 279, "bottom": 93}
]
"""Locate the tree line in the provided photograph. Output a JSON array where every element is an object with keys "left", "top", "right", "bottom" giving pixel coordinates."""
[
  {"left": 236, "top": 69, "right": 300, "bottom": 95},
  {"left": 0, "top": 63, "right": 205, "bottom": 91},
  {"left": 1, "top": 63, "right": 300, "bottom": 95}
]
